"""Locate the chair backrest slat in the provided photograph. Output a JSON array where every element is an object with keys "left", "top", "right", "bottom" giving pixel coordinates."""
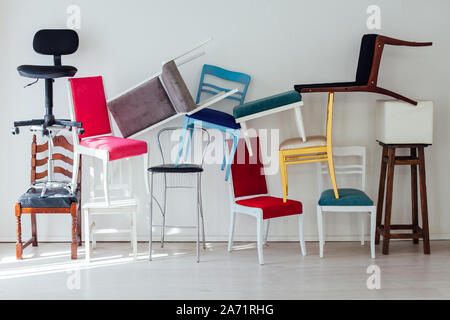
[
  {"left": 196, "top": 64, "right": 251, "bottom": 105},
  {"left": 31, "top": 135, "right": 77, "bottom": 184},
  {"left": 318, "top": 146, "right": 366, "bottom": 193}
]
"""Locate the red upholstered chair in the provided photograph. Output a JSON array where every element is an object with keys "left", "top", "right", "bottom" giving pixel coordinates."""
[
  {"left": 227, "top": 137, "right": 306, "bottom": 265},
  {"left": 68, "top": 76, "right": 149, "bottom": 261}
]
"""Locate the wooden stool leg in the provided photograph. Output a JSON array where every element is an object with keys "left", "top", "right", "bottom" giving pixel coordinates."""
[
  {"left": 71, "top": 203, "right": 78, "bottom": 260},
  {"left": 15, "top": 204, "right": 23, "bottom": 260},
  {"left": 31, "top": 214, "right": 38, "bottom": 247},
  {"left": 410, "top": 148, "right": 419, "bottom": 244},
  {"left": 375, "top": 146, "right": 388, "bottom": 245},
  {"left": 382, "top": 147, "right": 396, "bottom": 255},
  {"left": 418, "top": 147, "right": 431, "bottom": 254}
]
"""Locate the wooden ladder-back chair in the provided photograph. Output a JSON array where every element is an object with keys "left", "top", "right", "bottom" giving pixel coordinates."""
[{"left": 15, "top": 134, "right": 81, "bottom": 260}]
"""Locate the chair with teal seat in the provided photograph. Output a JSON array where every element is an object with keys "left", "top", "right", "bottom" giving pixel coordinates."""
[
  {"left": 176, "top": 64, "right": 251, "bottom": 181},
  {"left": 316, "top": 146, "right": 376, "bottom": 259},
  {"left": 233, "top": 90, "right": 305, "bottom": 156}
]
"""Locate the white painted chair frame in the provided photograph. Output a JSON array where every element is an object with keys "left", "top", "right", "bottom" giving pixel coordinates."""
[
  {"left": 316, "top": 146, "right": 376, "bottom": 259},
  {"left": 227, "top": 170, "right": 306, "bottom": 265},
  {"left": 235, "top": 100, "right": 306, "bottom": 156},
  {"left": 107, "top": 37, "right": 239, "bottom": 140},
  {"left": 68, "top": 83, "right": 149, "bottom": 262}
]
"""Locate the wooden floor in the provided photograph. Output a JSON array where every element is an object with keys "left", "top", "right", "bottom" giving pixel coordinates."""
[{"left": 0, "top": 240, "right": 449, "bottom": 300}]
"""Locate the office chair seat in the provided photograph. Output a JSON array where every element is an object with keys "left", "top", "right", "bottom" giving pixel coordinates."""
[{"left": 17, "top": 65, "right": 78, "bottom": 79}]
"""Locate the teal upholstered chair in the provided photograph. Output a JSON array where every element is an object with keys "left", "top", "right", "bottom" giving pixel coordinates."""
[
  {"left": 176, "top": 64, "right": 251, "bottom": 181},
  {"left": 316, "top": 146, "right": 376, "bottom": 259},
  {"left": 233, "top": 90, "right": 305, "bottom": 156}
]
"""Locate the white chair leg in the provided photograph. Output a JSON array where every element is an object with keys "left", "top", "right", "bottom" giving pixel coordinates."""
[
  {"left": 317, "top": 206, "right": 324, "bottom": 258},
  {"left": 83, "top": 208, "right": 90, "bottom": 262},
  {"left": 71, "top": 152, "right": 80, "bottom": 190},
  {"left": 228, "top": 211, "right": 236, "bottom": 252},
  {"left": 294, "top": 106, "right": 307, "bottom": 143},
  {"left": 91, "top": 222, "right": 96, "bottom": 250},
  {"left": 256, "top": 216, "right": 264, "bottom": 265},
  {"left": 240, "top": 122, "right": 253, "bottom": 157},
  {"left": 102, "top": 158, "right": 110, "bottom": 206},
  {"left": 298, "top": 215, "right": 307, "bottom": 256},
  {"left": 263, "top": 220, "right": 270, "bottom": 245},
  {"left": 370, "top": 208, "right": 376, "bottom": 259},
  {"left": 132, "top": 209, "right": 138, "bottom": 259},
  {"left": 361, "top": 214, "right": 366, "bottom": 246}
]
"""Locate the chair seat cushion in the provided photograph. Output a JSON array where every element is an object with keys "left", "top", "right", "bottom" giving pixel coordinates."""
[
  {"left": 148, "top": 164, "right": 203, "bottom": 173},
  {"left": 280, "top": 136, "right": 326, "bottom": 150},
  {"left": 319, "top": 188, "right": 374, "bottom": 206},
  {"left": 80, "top": 136, "right": 147, "bottom": 161},
  {"left": 19, "top": 187, "right": 79, "bottom": 209},
  {"left": 188, "top": 108, "right": 241, "bottom": 129},
  {"left": 17, "top": 65, "right": 78, "bottom": 79},
  {"left": 233, "top": 90, "right": 302, "bottom": 119},
  {"left": 236, "top": 196, "right": 302, "bottom": 220}
]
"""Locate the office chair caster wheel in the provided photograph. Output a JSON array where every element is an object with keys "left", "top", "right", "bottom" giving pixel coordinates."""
[{"left": 11, "top": 127, "right": 20, "bottom": 135}]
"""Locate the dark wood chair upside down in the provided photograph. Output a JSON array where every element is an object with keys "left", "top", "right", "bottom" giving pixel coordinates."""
[{"left": 295, "top": 34, "right": 432, "bottom": 105}]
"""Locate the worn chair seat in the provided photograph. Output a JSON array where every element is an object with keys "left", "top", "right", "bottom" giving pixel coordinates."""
[
  {"left": 19, "top": 187, "right": 80, "bottom": 209},
  {"left": 233, "top": 90, "right": 302, "bottom": 119},
  {"left": 148, "top": 164, "right": 203, "bottom": 173},
  {"left": 187, "top": 108, "right": 240, "bottom": 129},
  {"left": 280, "top": 136, "right": 326, "bottom": 150},
  {"left": 319, "top": 188, "right": 373, "bottom": 206},
  {"left": 17, "top": 65, "right": 78, "bottom": 79}
]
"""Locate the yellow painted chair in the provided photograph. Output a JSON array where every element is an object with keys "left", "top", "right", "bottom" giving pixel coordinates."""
[{"left": 279, "top": 92, "right": 339, "bottom": 202}]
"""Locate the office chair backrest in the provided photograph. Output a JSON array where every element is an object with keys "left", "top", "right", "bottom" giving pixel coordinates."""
[
  {"left": 196, "top": 64, "right": 251, "bottom": 105},
  {"left": 33, "top": 29, "right": 79, "bottom": 65},
  {"left": 69, "top": 76, "right": 112, "bottom": 139},
  {"left": 355, "top": 34, "right": 378, "bottom": 85},
  {"left": 318, "top": 146, "right": 366, "bottom": 193},
  {"left": 230, "top": 137, "right": 268, "bottom": 199}
]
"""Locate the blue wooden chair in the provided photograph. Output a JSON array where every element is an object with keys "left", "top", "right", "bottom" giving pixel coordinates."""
[{"left": 176, "top": 64, "right": 251, "bottom": 180}]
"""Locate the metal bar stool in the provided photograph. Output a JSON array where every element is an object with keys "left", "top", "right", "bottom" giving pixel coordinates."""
[
  {"left": 375, "top": 142, "right": 431, "bottom": 255},
  {"left": 149, "top": 127, "right": 211, "bottom": 263}
]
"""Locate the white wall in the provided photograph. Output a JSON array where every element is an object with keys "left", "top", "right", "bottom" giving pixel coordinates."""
[{"left": 1, "top": 0, "right": 449, "bottom": 243}]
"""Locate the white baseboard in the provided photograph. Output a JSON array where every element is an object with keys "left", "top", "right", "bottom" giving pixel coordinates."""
[{"left": 1, "top": 234, "right": 450, "bottom": 243}]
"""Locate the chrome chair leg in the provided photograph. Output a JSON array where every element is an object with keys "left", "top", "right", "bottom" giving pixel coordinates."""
[
  {"left": 149, "top": 172, "right": 153, "bottom": 261},
  {"left": 198, "top": 173, "right": 206, "bottom": 250},
  {"left": 196, "top": 173, "right": 201, "bottom": 263},
  {"left": 161, "top": 173, "right": 167, "bottom": 248}
]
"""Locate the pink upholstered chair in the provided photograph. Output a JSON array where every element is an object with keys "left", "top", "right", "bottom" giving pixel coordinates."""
[
  {"left": 68, "top": 76, "right": 149, "bottom": 261},
  {"left": 227, "top": 137, "right": 306, "bottom": 265}
]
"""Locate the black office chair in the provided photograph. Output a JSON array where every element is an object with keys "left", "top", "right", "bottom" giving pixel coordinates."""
[
  {"left": 12, "top": 29, "right": 83, "bottom": 136},
  {"left": 13, "top": 29, "right": 84, "bottom": 196}
]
